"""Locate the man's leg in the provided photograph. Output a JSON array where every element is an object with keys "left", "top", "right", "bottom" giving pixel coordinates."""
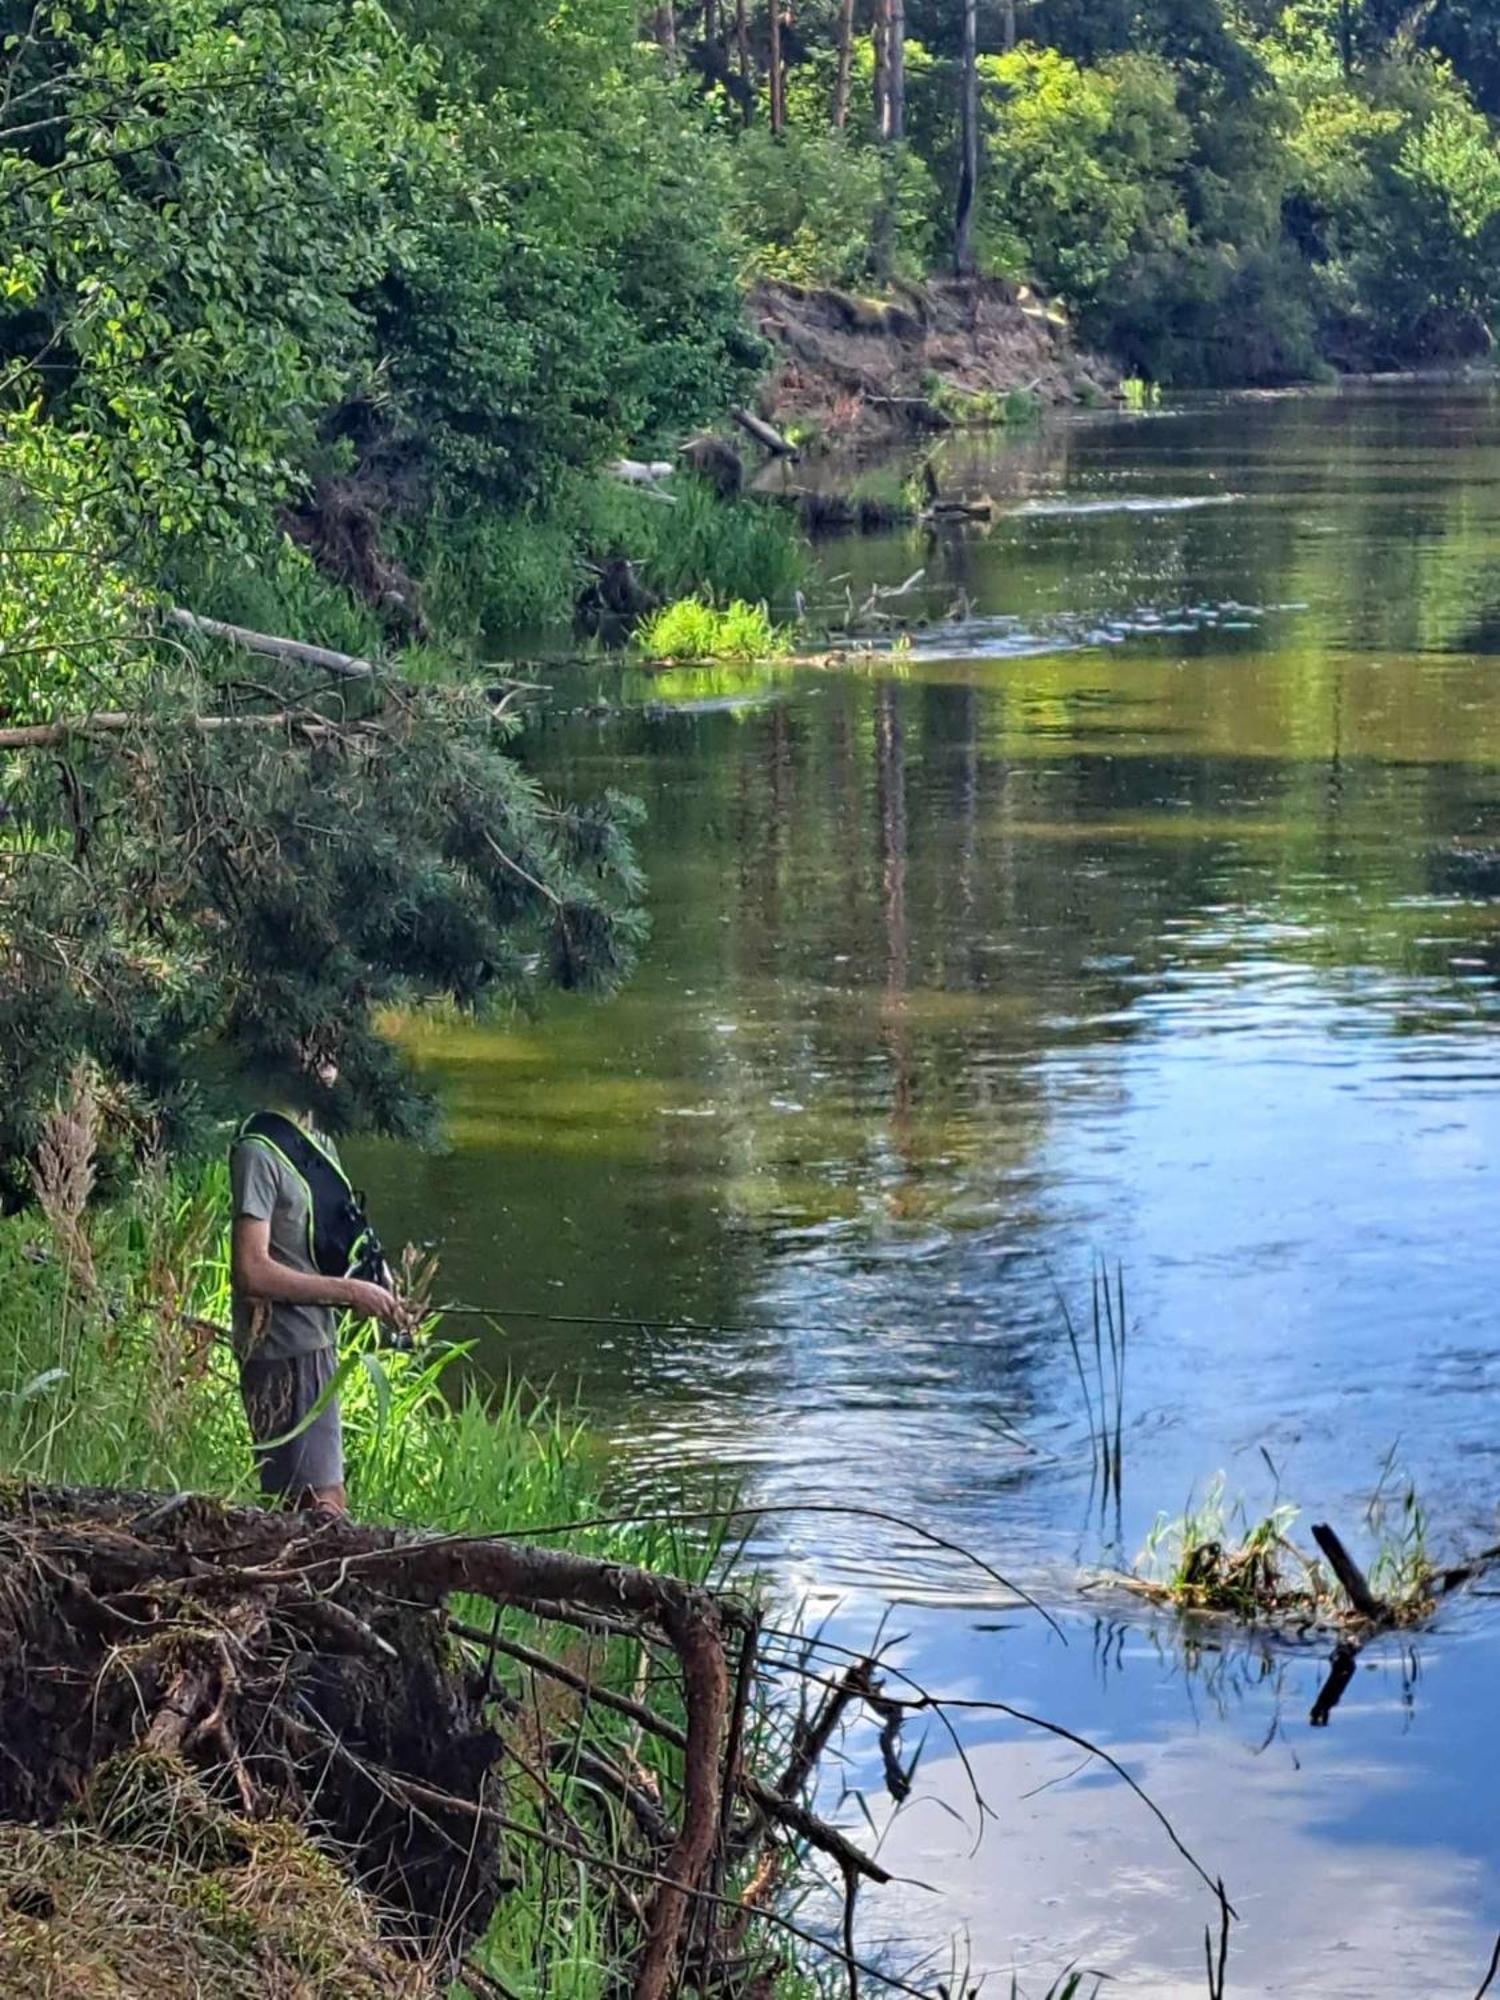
[{"left": 240, "top": 1351, "right": 344, "bottom": 1509}]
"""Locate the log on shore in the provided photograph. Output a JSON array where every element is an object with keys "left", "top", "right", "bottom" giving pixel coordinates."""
[
  {"left": 729, "top": 405, "right": 797, "bottom": 457},
  {"left": 168, "top": 606, "right": 377, "bottom": 679}
]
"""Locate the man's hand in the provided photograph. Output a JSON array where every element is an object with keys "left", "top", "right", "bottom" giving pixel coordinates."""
[{"left": 343, "top": 1278, "right": 399, "bottom": 1322}]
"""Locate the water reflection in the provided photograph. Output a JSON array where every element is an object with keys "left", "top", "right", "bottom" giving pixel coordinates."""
[{"left": 359, "top": 384, "right": 1500, "bottom": 1994}]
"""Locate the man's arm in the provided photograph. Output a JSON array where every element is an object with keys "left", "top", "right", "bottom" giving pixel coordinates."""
[{"left": 231, "top": 1216, "right": 398, "bottom": 1321}]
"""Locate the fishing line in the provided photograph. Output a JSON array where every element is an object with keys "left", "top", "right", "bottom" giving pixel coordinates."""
[{"left": 435, "top": 1299, "right": 873, "bottom": 1340}]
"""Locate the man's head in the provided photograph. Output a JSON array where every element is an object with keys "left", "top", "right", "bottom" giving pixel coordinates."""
[{"left": 244, "top": 1033, "right": 342, "bottom": 1121}]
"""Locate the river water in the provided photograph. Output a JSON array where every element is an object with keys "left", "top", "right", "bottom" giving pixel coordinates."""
[{"left": 361, "top": 385, "right": 1500, "bottom": 1996}]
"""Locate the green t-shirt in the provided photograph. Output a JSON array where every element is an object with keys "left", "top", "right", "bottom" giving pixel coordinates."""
[{"left": 230, "top": 1128, "right": 342, "bottom": 1361}]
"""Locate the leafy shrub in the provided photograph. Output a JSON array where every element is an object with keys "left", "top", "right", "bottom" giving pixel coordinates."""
[{"left": 730, "top": 125, "right": 937, "bottom": 287}]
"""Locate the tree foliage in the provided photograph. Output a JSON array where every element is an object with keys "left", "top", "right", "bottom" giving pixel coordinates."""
[
  {"left": 0, "top": 670, "right": 645, "bottom": 1203},
  {"left": 711, "top": 0, "right": 1500, "bottom": 382}
]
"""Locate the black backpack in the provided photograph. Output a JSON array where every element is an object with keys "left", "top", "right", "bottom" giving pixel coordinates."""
[{"left": 234, "top": 1111, "right": 386, "bottom": 1285}]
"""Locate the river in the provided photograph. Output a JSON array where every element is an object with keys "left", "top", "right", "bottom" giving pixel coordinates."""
[{"left": 360, "top": 383, "right": 1500, "bottom": 1997}]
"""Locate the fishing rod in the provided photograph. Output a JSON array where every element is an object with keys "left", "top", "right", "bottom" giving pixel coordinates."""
[{"left": 433, "top": 1299, "right": 875, "bottom": 1340}]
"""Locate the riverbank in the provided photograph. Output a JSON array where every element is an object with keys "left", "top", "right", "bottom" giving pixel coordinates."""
[
  {"left": 0, "top": 1128, "right": 862, "bottom": 2000},
  {"left": 750, "top": 276, "right": 1117, "bottom": 449}
]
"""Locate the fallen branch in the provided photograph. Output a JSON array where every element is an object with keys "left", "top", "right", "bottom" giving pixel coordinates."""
[
  {"left": 730, "top": 405, "right": 797, "bottom": 457},
  {"left": 448, "top": 1617, "right": 891, "bottom": 1886},
  {"left": 1310, "top": 1523, "right": 1388, "bottom": 1624},
  {"left": 167, "top": 605, "right": 377, "bottom": 678},
  {"left": 0, "top": 707, "right": 348, "bottom": 749}
]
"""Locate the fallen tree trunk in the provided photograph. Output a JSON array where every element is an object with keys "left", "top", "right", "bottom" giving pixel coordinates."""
[
  {"left": 729, "top": 405, "right": 797, "bottom": 457},
  {"left": 167, "top": 605, "right": 377, "bottom": 679}
]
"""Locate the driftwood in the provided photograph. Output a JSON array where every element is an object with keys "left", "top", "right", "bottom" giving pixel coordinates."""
[
  {"left": 168, "top": 605, "right": 377, "bottom": 679},
  {"left": 0, "top": 1485, "right": 890, "bottom": 2000},
  {"left": 1310, "top": 1522, "right": 1388, "bottom": 1623},
  {"left": 729, "top": 404, "right": 797, "bottom": 457}
]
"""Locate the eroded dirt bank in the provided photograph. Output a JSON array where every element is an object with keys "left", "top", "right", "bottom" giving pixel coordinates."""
[{"left": 750, "top": 276, "right": 1117, "bottom": 442}]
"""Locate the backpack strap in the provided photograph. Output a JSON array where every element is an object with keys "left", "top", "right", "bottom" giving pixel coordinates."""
[{"left": 235, "top": 1111, "right": 381, "bottom": 1280}]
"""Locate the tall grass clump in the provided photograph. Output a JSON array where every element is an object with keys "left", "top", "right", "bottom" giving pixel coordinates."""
[
  {"left": 1135, "top": 1477, "right": 1307, "bottom": 1619},
  {"left": 1128, "top": 1465, "right": 1442, "bottom": 1628},
  {"left": 638, "top": 595, "right": 791, "bottom": 663},
  {"left": 588, "top": 478, "right": 810, "bottom": 613},
  {"left": 400, "top": 506, "right": 583, "bottom": 645}
]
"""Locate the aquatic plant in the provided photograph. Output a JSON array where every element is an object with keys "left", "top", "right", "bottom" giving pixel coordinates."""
[
  {"left": 1136, "top": 1477, "right": 1310, "bottom": 1619},
  {"left": 1127, "top": 1469, "right": 1445, "bottom": 1627},
  {"left": 1057, "top": 1259, "right": 1127, "bottom": 1514},
  {"left": 637, "top": 596, "right": 792, "bottom": 664},
  {"left": 1121, "top": 376, "right": 1162, "bottom": 411}
]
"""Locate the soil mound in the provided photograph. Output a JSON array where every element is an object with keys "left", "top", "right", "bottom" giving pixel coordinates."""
[{"left": 751, "top": 276, "right": 1115, "bottom": 442}]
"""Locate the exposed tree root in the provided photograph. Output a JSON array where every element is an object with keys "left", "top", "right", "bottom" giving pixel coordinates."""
[{"left": 0, "top": 1485, "right": 888, "bottom": 2000}]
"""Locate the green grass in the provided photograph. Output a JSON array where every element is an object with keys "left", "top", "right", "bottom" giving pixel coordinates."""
[
  {"left": 588, "top": 479, "right": 809, "bottom": 615},
  {"left": 1131, "top": 1469, "right": 1438, "bottom": 1625},
  {"left": 163, "top": 473, "right": 810, "bottom": 663},
  {"left": 1137, "top": 1477, "right": 1307, "bottom": 1618},
  {"left": 637, "top": 595, "right": 791, "bottom": 663}
]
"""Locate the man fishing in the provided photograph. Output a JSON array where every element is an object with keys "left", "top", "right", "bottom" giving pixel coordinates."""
[{"left": 229, "top": 1046, "right": 401, "bottom": 1512}]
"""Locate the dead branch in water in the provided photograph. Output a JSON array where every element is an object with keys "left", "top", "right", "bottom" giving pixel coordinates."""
[{"left": 1309, "top": 1522, "right": 1387, "bottom": 1624}]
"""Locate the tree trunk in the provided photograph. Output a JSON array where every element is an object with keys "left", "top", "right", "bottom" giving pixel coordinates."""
[
  {"left": 768, "top": 0, "right": 784, "bottom": 135},
  {"left": 1001, "top": 0, "right": 1016, "bottom": 50},
  {"left": 873, "top": 0, "right": 890, "bottom": 139},
  {"left": 704, "top": 0, "right": 718, "bottom": 44},
  {"left": 736, "top": 0, "right": 752, "bottom": 121},
  {"left": 888, "top": 0, "right": 905, "bottom": 141},
  {"left": 954, "top": 0, "right": 979, "bottom": 275},
  {"left": 1338, "top": 0, "right": 1353, "bottom": 76},
  {"left": 831, "top": 0, "right": 855, "bottom": 129},
  {"left": 654, "top": 3, "right": 676, "bottom": 50}
]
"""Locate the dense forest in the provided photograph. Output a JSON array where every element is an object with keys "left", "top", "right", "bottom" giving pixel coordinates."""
[{"left": 1, "top": 0, "right": 1499, "bottom": 1169}]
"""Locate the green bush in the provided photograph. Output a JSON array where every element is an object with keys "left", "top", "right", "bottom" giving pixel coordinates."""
[{"left": 730, "top": 124, "right": 936, "bottom": 286}]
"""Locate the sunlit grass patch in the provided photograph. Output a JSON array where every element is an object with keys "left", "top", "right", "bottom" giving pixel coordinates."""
[{"left": 637, "top": 596, "right": 791, "bottom": 663}]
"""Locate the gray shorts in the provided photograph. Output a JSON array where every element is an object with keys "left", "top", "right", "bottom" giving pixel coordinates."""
[{"left": 239, "top": 1347, "right": 344, "bottom": 1500}]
